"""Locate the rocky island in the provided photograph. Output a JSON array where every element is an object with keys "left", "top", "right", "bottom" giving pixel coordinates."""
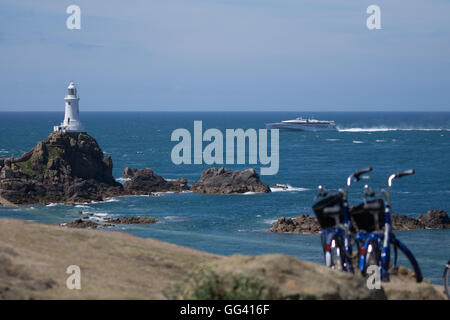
[
  {"left": 0, "top": 131, "right": 272, "bottom": 206},
  {"left": 0, "top": 132, "right": 123, "bottom": 205},
  {"left": 191, "top": 167, "right": 271, "bottom": 194},
  {"left": 122, "top": 167, "right": 189, "bottom": 195}
]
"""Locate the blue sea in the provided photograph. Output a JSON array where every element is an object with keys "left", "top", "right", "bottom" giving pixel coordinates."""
[{"left": 0, "top": 111, "right": 449, "bottom": 284}]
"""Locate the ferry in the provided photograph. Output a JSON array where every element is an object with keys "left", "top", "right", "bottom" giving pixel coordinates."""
[{"left": 265, "top": 117, "right": 337, "bottom": 131}]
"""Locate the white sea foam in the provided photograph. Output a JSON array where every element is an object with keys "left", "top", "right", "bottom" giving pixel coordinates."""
[
  {"left": 339, "top": 127, "right": 447, "bottom": 132},
  {"left": 262, "top": 219, "right": 278, "bottom": 225},
  {"left": 75, "top": 204, "right": 90, "bottom": 208},
  {"left": 116, "top": 177, "right": 131, "bottom": 183},
  {"left": 325, "top": 138, "right": 340, "bottom": 142},
  {"left": 104, "top": 197, "right": 120, "bottom": 203},
  {"left": 164, "top": 216, "right": 186, "bottom": 221},
  {"left": 153, "top": 191, "right": 175, "bottom": 196},
  {"left": 352, "top": 140, "right": 364, "bottom": 144},
  {"left": 270, "top": 185, "right": 309, "bottom": 192},
  {"left": 46, "top": 203, "right": 59, "bottom": 207},
  {"left": 376, "top": 139, "right": 385, "bottom": 142},
  {"left": 93, "top": 213, "right": 108, "bottom": 217}
]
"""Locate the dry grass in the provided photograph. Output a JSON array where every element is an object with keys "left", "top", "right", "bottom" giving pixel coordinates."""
[{"left": 0, "top": 218, "right": 218, "bottom": 299}]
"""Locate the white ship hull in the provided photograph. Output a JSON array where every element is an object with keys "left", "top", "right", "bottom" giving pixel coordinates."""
[{"left": 265, "top": 122, "right": 337, "bottom": 132}]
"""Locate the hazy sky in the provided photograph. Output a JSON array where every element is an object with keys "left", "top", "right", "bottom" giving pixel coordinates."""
[{"left": 1, "top": 0, "right": 449, "bottom": 111}]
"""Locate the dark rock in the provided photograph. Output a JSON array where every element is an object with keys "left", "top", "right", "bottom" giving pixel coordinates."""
[
  {"left": 191, "top": 167, "right": 271, "bottom": 194},
  {"left": 103, "top": 216, "right": 157, "bottom": 224},
  {"left": 391, "top": 214, "right": 425, "bottom": 230},
  {"left": 0, "top": 132, "right": 124, "bottom": 205},
  {"left": 122, "top": 166, "right": 137, "bottom": 178},
  {"left": 123, "top": 168, "right": 189, "bottom": 195},
  {"left": 270, "top": 214, "right": 321, "bottom": 234},
  {"left": 64, "top": 219, "right": 100, "bottom": 229},
  {"left": 418, "top": 210, "right": 450, "bottom": 229},
  {"left": 270, "top": 211, "right": 450, "bottom": 234}
]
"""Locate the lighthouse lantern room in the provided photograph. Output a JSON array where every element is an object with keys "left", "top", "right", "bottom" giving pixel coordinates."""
[{"left": 53, "top": 82, "right": 85, "bottom": 133}]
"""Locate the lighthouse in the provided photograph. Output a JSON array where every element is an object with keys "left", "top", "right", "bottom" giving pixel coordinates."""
[{"left": 53, "top": 82, "right": 85, "bottom": 133}]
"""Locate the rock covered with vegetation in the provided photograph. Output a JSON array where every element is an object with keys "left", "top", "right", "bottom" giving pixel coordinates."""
[{"left": 0, "top": 132, "right": 123, "bottom": 205}]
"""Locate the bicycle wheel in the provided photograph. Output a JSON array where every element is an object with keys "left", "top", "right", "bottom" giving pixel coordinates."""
[
  {"left": 324, "top": 234, "right": 345, "bottom": 271},
  {"left": 444, "top": 261, "right": 450, "bottom": 298},
  {"left": 359, "top": 237, "right": 381, "bottom": 275},
  {"left": 388, "top": 238, "right": 423, "bottom": 283}
]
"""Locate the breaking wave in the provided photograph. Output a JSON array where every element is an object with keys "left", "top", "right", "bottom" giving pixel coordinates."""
[{"left": 338, "top": 127, "right": 447, "bottom": 132}]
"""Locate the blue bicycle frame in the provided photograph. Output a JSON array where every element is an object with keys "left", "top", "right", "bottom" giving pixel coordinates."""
[
  {"left": 317, "top": 168, "right": 372, "bottom": 272},
  {"left": 358, "top": 170, "right": 423, "bottom": 282}
]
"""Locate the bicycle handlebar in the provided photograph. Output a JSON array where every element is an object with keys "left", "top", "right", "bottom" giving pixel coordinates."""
[
  {"left": 347, "top": 167, "right": 372, "bottom": 187},
  {"left": 388, "top": 169, "right": 415, "bottom": 187},
  {"left": 395, "top": 169, "right": 415, "bottom": 178},
  {"left": 353, "top": 167, "right": 373, "bottom": 181}
]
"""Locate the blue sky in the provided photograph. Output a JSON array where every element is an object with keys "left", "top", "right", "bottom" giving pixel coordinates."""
[{"left": 0, "top": 0, "right": 449, "bottom": 111}]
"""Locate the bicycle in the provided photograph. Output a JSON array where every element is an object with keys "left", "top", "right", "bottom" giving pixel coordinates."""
[
  {"left": 356, "top": 170, "right": 423, "bottom": 282},
  {"left": 444, "top": 260, "right": 450, "bottom": 298},
  {"left": 312, "top": 167, "right": 372, "bottom": 272}
]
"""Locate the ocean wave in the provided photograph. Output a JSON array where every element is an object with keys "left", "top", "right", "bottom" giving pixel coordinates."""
[
  {"left": 339, "top": 127, "right": 447, "bottom": 132},
  {"left": 352, "top": 140, "right": 364, "bottom": 144},
  {"left": 46, "top": 203, "right": 60, "bottom": 207},
  {"left": 325, "top": 138, "right": 340, "bottom": 142},
  {"left": 376, "top": 139, "right": 385, "bottom": 142},
  {"left": 104, "top": 197, "right": 120, "bottom": 203},
  {"left": 262, "top": 218, "right": 278, "bottom": 225},
  {"left": 116, "top": 177, "right": 131, "bottom": 182},
  {"left": 75, "top": 204, "right": 91, "bottom": 209},
  {"left": 164, "top": 216, "right": 186, "bottom": 221},
  {"left": 270, "top": 185, "right": 310, "bottom": 192},
  {"left": 153, "top": 191, "right": 175, "bottom": 196}
]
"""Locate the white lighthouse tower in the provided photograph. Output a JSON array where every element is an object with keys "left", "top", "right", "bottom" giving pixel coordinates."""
[{"left": 54, "top": 82, "right": 85, "bottom": 133}]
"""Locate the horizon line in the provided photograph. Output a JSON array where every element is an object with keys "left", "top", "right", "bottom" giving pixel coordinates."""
[{"left": 0, "top": 110, "right": 449, "bottom": 113}]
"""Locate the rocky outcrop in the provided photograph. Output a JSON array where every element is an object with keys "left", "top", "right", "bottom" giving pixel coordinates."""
[
  {"left": 63, "top": 216, "right": 157, "bottom": 229},
  {"left": 191, "top": 167, "right": 271, "bottom": 194},
  {"left": 391, "top": 214, "right": 425, "bottom": 230},
  {"left": 0, "top": 132, "right": 123, "bottom": 205},
  {"left": 270, "top": 210, "right": 450, "bottom": 234},
  {"left": 270, "top": 215, "right": 320, "bottom": 234},
  {"left": 123, "top": 168, "right": 189, "bottom": 195},
  {"left": 63, "top": 219, "right": 102, "bottom": 229},
  {"left": 122, "top": 166, "right": 137, "bottom": 178},
  {"left": 419, "top": 210, "right": 450, "bottom": 229},
  {"left": 103, "top": 216, "right": 158, "bottom": 224}
]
